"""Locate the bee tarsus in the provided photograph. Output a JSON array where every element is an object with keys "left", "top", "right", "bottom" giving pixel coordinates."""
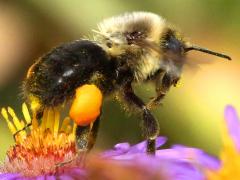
[{"left": 75, "top": 117, "right": 101, "bottom": 151}]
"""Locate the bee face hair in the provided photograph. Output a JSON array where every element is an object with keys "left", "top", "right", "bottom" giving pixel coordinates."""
[{"left": 97, "top": 12, "right": 166, "bottom": 43}]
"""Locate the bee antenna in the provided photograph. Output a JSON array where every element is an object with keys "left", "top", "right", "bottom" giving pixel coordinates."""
[{"left": 185, "top": 44, "right": 231, "bottom": 60}]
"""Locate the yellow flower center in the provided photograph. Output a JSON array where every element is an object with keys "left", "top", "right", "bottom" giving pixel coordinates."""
[
  {"left": 0, "top": 103, "right": 78, "bottom": 177},
  {"left": 207, "top": 122, "right": 240, "bottom": 180}
]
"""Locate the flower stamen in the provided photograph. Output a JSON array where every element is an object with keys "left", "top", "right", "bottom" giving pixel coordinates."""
[{"left": 0, "top": 103, "right": 78, "bottom": 177}]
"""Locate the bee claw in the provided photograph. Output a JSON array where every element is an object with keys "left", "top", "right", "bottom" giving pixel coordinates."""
[
  {"left": 55, "top": 159, "right": 74, "bottom": 168},
  {"left": 54, "top": 150, "right": 87, "bottom": 169}
]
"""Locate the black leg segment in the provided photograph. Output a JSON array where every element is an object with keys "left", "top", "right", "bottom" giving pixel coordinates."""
[
  {"left": 75, "top": 116, "right": 100, "bottom": 151},
  {"left": 123, "top": 83, "right": 159, "bottom": 154}
]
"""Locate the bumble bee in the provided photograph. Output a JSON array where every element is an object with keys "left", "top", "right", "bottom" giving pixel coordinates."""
[{"left": 22, "top": 12, "right": 231, "bottom": 154}]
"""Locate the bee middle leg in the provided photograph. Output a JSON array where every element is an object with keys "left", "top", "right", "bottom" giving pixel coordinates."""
[{"left": 123, "top": 83, "right": 159, "bottom": 154}]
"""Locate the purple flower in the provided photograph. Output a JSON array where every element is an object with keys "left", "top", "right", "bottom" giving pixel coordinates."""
[{"left": 102, "top": 137, "right": 219, "bottom": 180}]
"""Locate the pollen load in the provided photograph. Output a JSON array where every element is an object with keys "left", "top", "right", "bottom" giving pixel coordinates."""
[{"left": 69, "top": 84, "right": 103, "bottom": 126}]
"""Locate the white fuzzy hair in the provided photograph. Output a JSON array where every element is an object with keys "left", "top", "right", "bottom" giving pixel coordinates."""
[
  {"left": 96, "top": 12, "right": 180, "bottom": 82},
  {"left": 98, "top": 12, "right": 166, "bottom": 44}
]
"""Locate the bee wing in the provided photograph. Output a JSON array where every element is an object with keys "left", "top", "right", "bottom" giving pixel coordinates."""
[{"left": 182, "top": 55, "right": 221, "bottom": 76}]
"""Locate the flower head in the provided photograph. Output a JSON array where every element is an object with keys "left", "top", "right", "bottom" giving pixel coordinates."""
[
  {"left": 0, "top": 103, "right": 219, "bottom": 179},
  {"left": 0, "top": 104, "right": 81, "bottom": 178}
]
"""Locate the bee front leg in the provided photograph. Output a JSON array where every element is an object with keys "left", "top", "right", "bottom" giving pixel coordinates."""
[
  {"left": 146, "top": 71, "right": 165, "bottom": 110},
  {"left": 147, "top": 73, "right": 176, "bottom": 110},
  {"left": 123, "top": 83, "right": 159, "bottom": 154},
  {"left": 147, "top": 92, "right": 166, "bottom": 110}
]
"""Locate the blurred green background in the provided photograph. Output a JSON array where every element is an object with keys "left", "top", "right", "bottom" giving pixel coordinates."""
[{"left": 0, "top": 0, "right": 239, "bottom": 160}]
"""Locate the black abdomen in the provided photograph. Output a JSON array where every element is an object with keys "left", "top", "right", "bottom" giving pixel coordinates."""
[{"left": 23, "top": 40, "right": 111, "bottom": 107}]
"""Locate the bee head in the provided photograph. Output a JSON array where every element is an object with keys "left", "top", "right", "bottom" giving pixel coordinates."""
[
  {"left": 95, "top": 12, "right": 231, "bottom": 62},
  {"left": 95, "top": 12, "right": 167, "bottom": 56}
]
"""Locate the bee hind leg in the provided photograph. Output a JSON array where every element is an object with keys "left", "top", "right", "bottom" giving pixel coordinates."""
[
  {"left": 55, "top": 115, "right": 100, "bottom": 168},
  {"left": 75, "top": 115, "right": 101, "bottom": 151}
]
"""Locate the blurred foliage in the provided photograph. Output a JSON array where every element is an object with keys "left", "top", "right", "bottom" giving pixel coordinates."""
[{"left": 0, "top": 0, "right": 239, "bottom": 160}]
